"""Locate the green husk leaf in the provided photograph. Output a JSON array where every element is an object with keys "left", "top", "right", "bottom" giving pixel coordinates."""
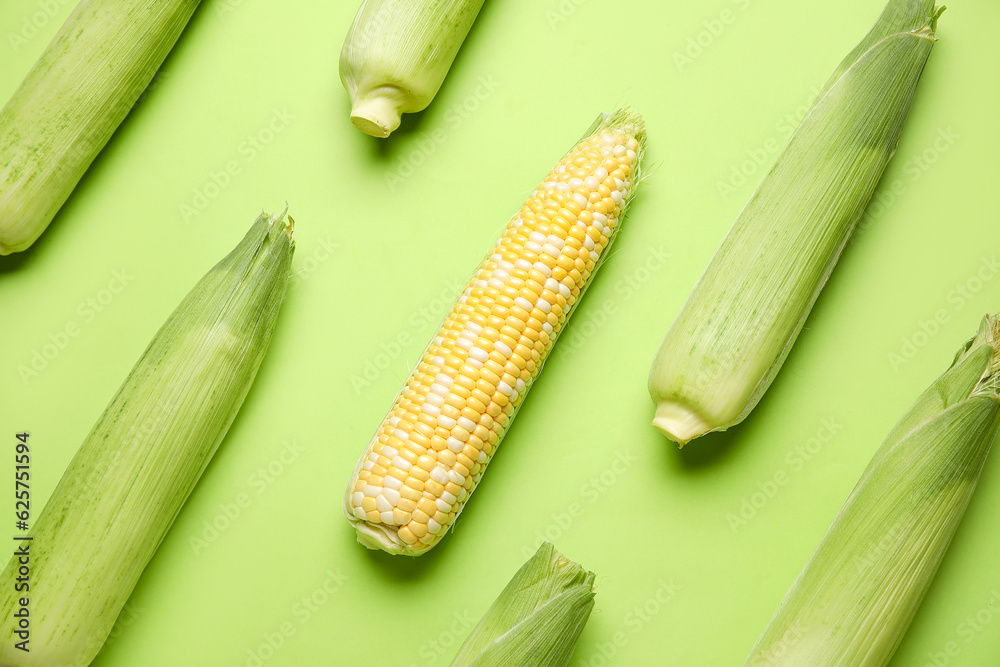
[
  {"left": 745, "top": 315, "right": 1000, "bottom": 667},
  {"left": 450, "top": 543, "right": 596, "bottom": 667},
  {"left": 0, "top": 210, "right": 294, "bottom": 667},
  {"left": 648, "top": 0, "right": 942, "bottom": 445},
  {"left": 0, "top": 0, "right": 202, "bottom": 254}
]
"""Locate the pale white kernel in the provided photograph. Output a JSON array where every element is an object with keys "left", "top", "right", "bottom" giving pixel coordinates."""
[
  {"left": 498, "top": 381, "right": 513, "bottom": 396},
  {"left": 456, "top": 337, "right": 473, "bottom": 351},
  {"left": 475, "top": 279, "right": 488, "bottom": 288},
  {"left": 546, "top": 235, "right": 566, "bottom": 249},
  {"left": 584, "top": 176, "right": 600, "bottom": 191},
  {"left": 433, "top": 336, "right": 445, "bottom": 346},
  {"left": 382, "top": 487, "right": 401, "bottom": 505},
  {"left": 593, "top": 212, "right": 608, "bottom": 225},
  {"left": 590, "top": 250, "right": 601, "bottom": 262},
  {"left": 441, "top": 491, "right": 457, "bottom": 505},
  {"left": 384, "top": 476, "right": 403, "bottom": 491},
  {"left": 437, "top": 415, "right": 457, "bottom": 430},
  {"left": 614, "top": 145, "right": 627, "bottom": 156},
  {"left": 583, "top": 235, "right": 595, "bottom": 251},
  {"left": 457, "top": 417, "right": 476, "bottom": 431},
  {"left": 515, "top": 259, "right": 533, "bottom": 271},
  {"left": 467, "top": 357, "right": 484, "bottom": 369},
  {"left": 555, "top": 182, "right": 570, "bottom": 192},
  {"left": 464, "top": 324, "right": 483, "bottom": 336},
  {"left": 529, "top": 231, "right": 546, "bottom": 243},
  {"left": 536, "top": 299, "right": 552, "bottom": 314},
  {"left": 542, "top": 243, "right": 561, "bottom": 258},
  {"left": 525, "top": 241, "right": 543, "bottom": 254},
  {"left": 614, "top": 178, "right": 624, "bottom": 190},
  {"left": 493, "top": 269, "right": 509, "bottom": 281},
  {"left": 477, "top": 450, "right": 488, "bottom": 463},
  {"left": 470, "top": 347, "right": 490, "bottom": 362},
  {"left": 430, "top": 383, "right": 449, "bottom": 397},
  {"left": 494, "top": 341, "right": 513, "bottom": 357},
  {"left": 448, "top": 437, "right": 465, "bottom": 452},
  {"left": 436, "top": 498, "right": 451, "bottom": 512},
  {"left": 388, "top": 416, "right": 401, "bottom": 428},
  {"left": 426, "top": 392, "right": 446, "bottom": 406},
  {"left": 543, "top": 322, "right": 553, "bottom": 334},
  {"left": 379, "top": 511, "right": 394, "bottom": 524},
  {"left": 534, "top": 263, "right": 552, "bottom": 277},
  {"left": 543, "top": 181, "right": 557, "bottom": 189},
  {"left": 626, "top": 149, "right": 636, "bottom": 160},
  {"left": 376, "top": 495, "right": 392, "bottom": 512},
  {"left": 487, "top": 277, "right": 504, "bottom": 289},
  {"left": 558, "top": 283, "right": 571, "bottom": 298},
  {"left": 381, "top": 446, "right": 398, "bottom": 458},
  {"left": 568, "top": 178, "right": 583, "bottom": 188},
  {"left": 391, "top": 456, "right": 412, "bottom": 471},
  {"left": 427, "top": 519, "right": 442, "bottom": 534},
  {"left": 352, "top": 492, "right": 364, "bottom": 507},
  {"left": 430, "top": 467, "right": 449, "bottom": 484},
  {"left": 544, "top": 278, "right": 560, "bottom": 292},
  {"left": 514, "top": 297, "right": 534, "bottom": 311},
  {"left": 611, "top": 190, "right": 622, "bottom": 203},
  {"left": 448, "top": 469, "right": 465, "bottom": 485},
  {"left": 393, "top": 428, "right": 410, "bottom": 441},
  {"left": 594, "top": 167, "right": 608, "bottom": 181},
  {"left": 516, "top": 378, "right": 526, "bottom": 394},
  {"left": 431, "top": 356, "right": 446, "bottom": 367},
  {"left": 572, "top": 193, "right": 589, "bottom": 208},
  {"left": 363, "top": 461, "right": 375, "bottom": 472}
]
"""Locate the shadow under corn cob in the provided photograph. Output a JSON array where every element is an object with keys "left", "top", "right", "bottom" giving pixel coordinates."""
[
  {"left": 746, "top": 315, "right": 1000, "bottom": 666},
  {"left": 0, "top": 211, "right": 293, "bottom": 667},
  {"left": 649, "top": 0, "right": 944, "bottom": 445}
]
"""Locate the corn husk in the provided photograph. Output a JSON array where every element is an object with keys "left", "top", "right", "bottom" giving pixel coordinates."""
[
  {"left": 648, "top": 0, "right": 943, "bottom": 445},
  {"left": 451, "top": 543, "right": 596, "bottom": 667},
  {"left": 0, "top": 211, "right": 294, "bottom": 667},
  {"left": 746, "top": 314, "right": 1000, "bottom": 667},
  {"left": 0, "top": 0, "right": 202, "bottom": 254}
]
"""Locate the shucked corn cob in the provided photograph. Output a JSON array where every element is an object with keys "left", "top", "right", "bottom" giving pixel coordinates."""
[
  {"left": 344, "top": 110, "right": 645, "bottom": 555},
  {"left": 0, "top": 211, "right": 293, "bottom": 666},
  {"left": 746, "top": 315, "right": 1000, "bottom": 666}
]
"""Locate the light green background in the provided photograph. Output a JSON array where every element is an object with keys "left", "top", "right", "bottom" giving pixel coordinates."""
[{"left": 2, "top": 0, "right": 1000, "bottom": 665}]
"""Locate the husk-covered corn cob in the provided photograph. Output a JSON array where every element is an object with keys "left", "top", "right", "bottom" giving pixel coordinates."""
[
  {"left": 0, "top": 210, "right": 294, "bottom": 666},
  {"left": 0, "top": 0, "right": 201, "bottom": 254},
  {"left": 746, "top": 314, "right": 1000, "bottom": 666},
  {"left": 344, "top": 110, "right": 645, "bottom": 555},
  {"left": 451, "top": 543, "right": 596, "bottom": 667},
  {"left": 648, "top": 0, "right": 943, "bottom": 445},
  {"left": 339, "top": 0, "right": 485, "bottom": 138}
]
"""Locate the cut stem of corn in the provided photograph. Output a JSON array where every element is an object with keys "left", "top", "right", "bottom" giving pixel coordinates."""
[
  {"left": 344, "top": 110, "right": 646, "bottom": 555},
  {"left": 0, "top": 211, "right": 294, "bottom": 666},
  {"left": 745, "top": 314, "right": 1000, "bottom": 667},
  {"left": 648, "top": 0, "right": 942, "bottom": 445},
  {"left": 0, "top": 0, "right": 202, "bottom": 254},
  {"left": 451, "top": 543, "right": 596, "bottom": 667},
  {"left": 339, "top": 0, "right": 485, "bottom": 137}
]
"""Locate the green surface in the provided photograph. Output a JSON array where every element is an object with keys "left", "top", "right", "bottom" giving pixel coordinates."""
[{"left": 1, "top": 0, "right": 999, "bottom": 665}]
